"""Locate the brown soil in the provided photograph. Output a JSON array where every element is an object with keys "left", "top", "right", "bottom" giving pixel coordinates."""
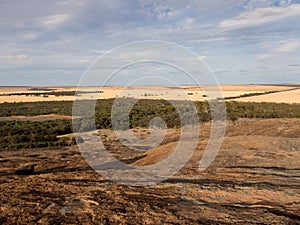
[{"left": 0, "top": 119, "right": 299, "bottom": 224}]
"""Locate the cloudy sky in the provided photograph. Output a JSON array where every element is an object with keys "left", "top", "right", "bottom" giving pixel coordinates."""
[{"left": 0, "top": 0, "right": 300, "bottom": 85}]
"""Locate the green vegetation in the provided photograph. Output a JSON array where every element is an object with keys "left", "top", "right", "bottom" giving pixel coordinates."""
[
  {"left": 1, "top": 99, "right": 300, "bottom": 119},
  {"left": 29, "top": 88, "right": 55, "bottom": 91},
  {"left": 0, "top": 120, "right": 74, "bottom": 149},
  {"left": 0, "top": 101, "right": 73, "bottom": 116},
  {"left": 225, "top": 101, "right": 300, "bottom": 120},
  {"left": 0, "top": 99, "right": 299, "bottom": 149}
]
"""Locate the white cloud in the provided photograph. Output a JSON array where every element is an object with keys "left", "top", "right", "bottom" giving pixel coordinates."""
[
  {"left": 243, "top": 0, "right": 274, "bottom": 11},
  {"left": 219, "top": 4, "right": 300, "bottom": 31},
  {"left": 257, "top": 39, "right": 300, "bottom": 59},
  {"left": 276, "top": 39, "right": 300, "bottom": 52},
  {"left": 242, "top": 0, "right": 295, "bottom": 11},
  {"left": 0, "top": 0, "right": 299, "bottom": 85},
  {"left": 198, "top": 56, "right": 208, "bottom": 60},
  {"left": 191, "top": 37, "right": 230, "bottom": 43},
  {"left": 21, "top": 32, "right": 41, "bottom": 41},
  {"left": 40, "top": 13, "right": 69, "bottom": 29},
  {"left": 0, "top": 54, "right": 28, "bottom": 60},
  {"left": 152, "top": 3, "right": 183, "bottom": 21},
  {"left": 279, "top": 0, "right": 295, "bottom": 6},
  {"left": 257, "top": 53, "right": 272, "bottom": 60}
]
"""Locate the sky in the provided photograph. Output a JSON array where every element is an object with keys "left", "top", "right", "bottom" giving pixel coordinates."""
[{"left": 0, "top": 0, "right": 300, "bottom": 86}]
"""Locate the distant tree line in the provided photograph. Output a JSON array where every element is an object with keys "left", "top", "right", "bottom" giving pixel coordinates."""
[
  {"left": 1, "top": 99, "right": 300, "bottom": 149},
  {"left": 1, "top": 98, "right": 299, "bottom": 119}
]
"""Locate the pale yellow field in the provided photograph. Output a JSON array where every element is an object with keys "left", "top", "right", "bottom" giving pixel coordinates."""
[
  {"left": 0, "top": 95, "right": 76, "bottom": 103},
  {"left": 219, "top": 85, "right": 289, "bottom": 92},
  {"left": 0, "top": 85, "right": 299, "bottom": 103},
  {"left": 237, "top": 88, "right": 300, "bottom": 104}
]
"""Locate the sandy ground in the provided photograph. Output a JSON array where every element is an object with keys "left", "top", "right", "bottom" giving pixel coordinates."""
[
  {"left": 218, "top": 84, "right": 292, "bottom": 92},
  {"left": 237, "top": 88, "right": 300, "bottom": 104},
  {"left": 0, "top": 118, "right": 299, "bottom": 224},
  {"left": 0, "top": 85, "right": 299, "bottom": 103},
  {"left": 0, "top": 95, "right": 76, "bottom": 103}
]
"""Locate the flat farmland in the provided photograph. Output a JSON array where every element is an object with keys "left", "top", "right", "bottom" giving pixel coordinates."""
[{"left": 0, "top": 84, "right": 299, "bottom": 103}]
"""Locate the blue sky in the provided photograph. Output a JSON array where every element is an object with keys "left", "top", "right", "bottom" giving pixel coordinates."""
[{"left": 0, "top": 0, "right": 300, "bottom": 85}]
